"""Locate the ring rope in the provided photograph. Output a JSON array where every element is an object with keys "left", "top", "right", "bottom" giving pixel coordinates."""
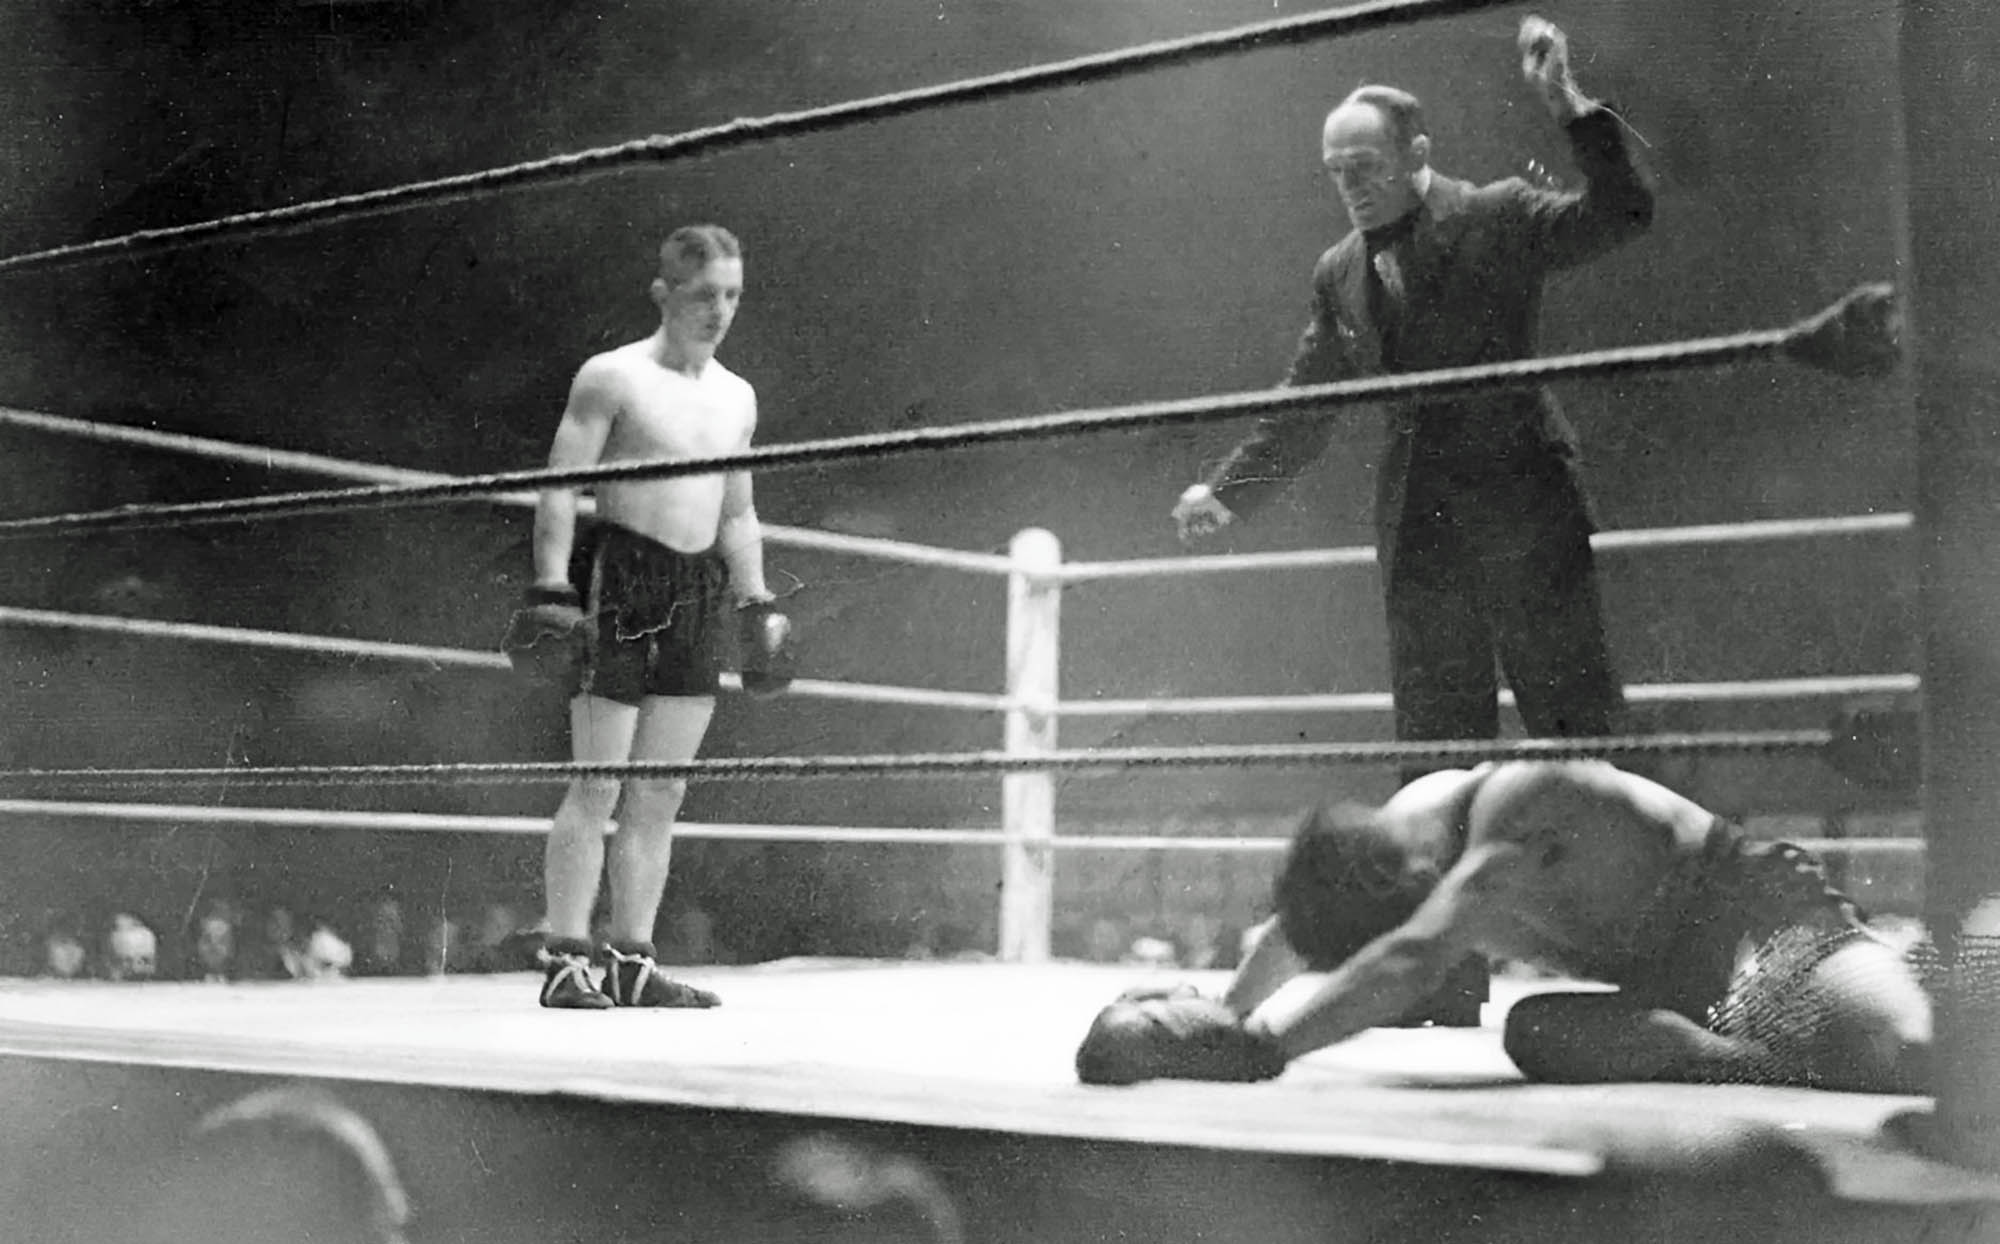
[
  {"left": 0, "top": 405, "right": 1017, "bottom": 575},
  {"left": 0, "top": 798, "right": 1924, "bottom": 857},
  {"left": 0, "top": 0, "right": 1517, "bottom": 278},
  {"left": 0, "top": 399, "right": 1913, "bottom": 569},
  {"left": 0, "top": 607, "right": 1011, "bottom": 714},
  {"left": 0, "top": 604, "right": 509, "bottom": 670},
  {"left": 0, "top": 400, "right": 1910, "bottom": 574},
  {"left": 0, "top": 602, "right": 1915, "bottom": 715},
  {"left": 0, "top": 800, "right": 1016, "bottom": 847},
  {"left": 1061, "top": 676, "right": 1920, "bottom": 717},
  {"left": 0, "top": 286, "right": 1896, "bottom": 542},
  {"left": 0, "top": 606, "right": 1915, "bottom": 715},
  {"left": 0, "top": 731, "right": 1836, "bottom": 789},
  {"left": 1060, "top": 512, "right": 1915, "bottom": 581}
]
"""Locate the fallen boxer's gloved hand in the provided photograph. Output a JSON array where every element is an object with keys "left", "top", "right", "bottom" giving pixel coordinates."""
[
  {"left": 736, "top": 597, "right": 796, "bottom": 698},
  {"left": 1075, "top": 993, "right": 1287, "bottom": 1086},
  {"left": 501, "top": 585, "right": 589, "bottom": 687}
]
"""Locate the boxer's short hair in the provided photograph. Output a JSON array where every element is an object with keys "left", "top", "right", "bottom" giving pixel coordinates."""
[
  {"left": 658, "top": 224, "right": 741, "bottom": 287},
  {"left": 1273, "top": 800, "right": 1438, "bottom": 971}
]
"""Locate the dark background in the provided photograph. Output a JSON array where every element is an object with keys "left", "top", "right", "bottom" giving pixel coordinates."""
[{"left": 0, "top": 0, "right": 1916, "bottom": 958}]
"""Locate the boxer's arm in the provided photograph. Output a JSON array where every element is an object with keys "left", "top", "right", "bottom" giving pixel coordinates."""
[
  {"left": 1222, "top": 916, "right": 1305, "bottom": 1017},
  {"left": 534, "top": 359, "right": 619, "bottom": 588},
  {"left": 717, "top": 395, "right": 772, "bottom": 605},
  {"left": 1204, "top": 273, "right": 1357, "bottom": 518},
  {"left": 1248, "top": 843, "right": 1527, "bottom": 1057},
  {"left": 717, "top": 472, "right": 771, "bottom": 605}
]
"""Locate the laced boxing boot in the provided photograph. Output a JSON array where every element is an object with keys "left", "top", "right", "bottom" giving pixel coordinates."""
[
  {"left": 601, "top": 941, "right": 721, "bottom": 1008},
  {"left": 539, "top": 937, "right": 615, "bottom": 1010}
]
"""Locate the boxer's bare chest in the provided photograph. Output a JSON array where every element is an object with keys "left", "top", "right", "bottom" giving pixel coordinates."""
[{"left": 605, "top": 365, "right": 748, "bottom": 462}]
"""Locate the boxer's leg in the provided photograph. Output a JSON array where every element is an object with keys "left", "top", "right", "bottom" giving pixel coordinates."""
[
  {"left": 1508, "top": 934, "right": 1933, "bottom": 1093},
  {"left": 601, "top": 692, "right": 720, "bottom": 1008},
  {"left": 1714, "top": 929, "right": 1932, "bottom": 1093},
  {"left": 1503, "top": 991, "right": 1769, "bottom": 1084},
  {"left": 540, "top": 690, "right": 638, "bottom": 1009}
]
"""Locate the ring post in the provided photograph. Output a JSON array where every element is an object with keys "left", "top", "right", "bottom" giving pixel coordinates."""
[
  {"left": 1001, "top": 528, "right": 1062, "bottom": 963},
  {"left": 1901, "top": 0, "right": 2000, "bottom": 1171}
]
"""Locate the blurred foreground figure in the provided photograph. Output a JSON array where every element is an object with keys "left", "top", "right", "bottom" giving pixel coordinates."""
[{"left": 143, "top": 1087, "right": 412, "bottom": 1244}]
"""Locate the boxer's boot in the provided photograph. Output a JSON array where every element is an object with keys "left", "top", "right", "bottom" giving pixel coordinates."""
[
  {"left": 602, "top": 941, "right": 721, "bottom": 1008},
  {"left": 539, "top": 937, "right": 614, "bottom": 1010}
]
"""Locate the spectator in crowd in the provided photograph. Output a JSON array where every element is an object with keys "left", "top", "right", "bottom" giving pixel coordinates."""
[
  {"left": 103, "top": 914, "right": 159, "bottom": 982},
  {"left": 354, "top": 896, "right": 409, "bottom": 978},
  {"left": 243, "top": 905, "right": 308, "bottom": 981},
  {"left": 189, "top": 911, "right": 237, "bottom": 983},
  {"left": 300, "top": 924, "right": 354, "bottom": 981},
  {"left": 467, "top": 899, "right": 525, "bottom": 973},
  {"left": 1124, "top": 935, "right": 1182, "bottom": 970},
  {"left": 41, "top": 917, "right": 89, "bottom": 980},
  {"left": 87, "top": 568, "right": 172, "bottom": 620}
]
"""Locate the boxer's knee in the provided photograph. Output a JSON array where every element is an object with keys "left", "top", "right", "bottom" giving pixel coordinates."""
[
  {"left": 620, "top": 777, "right": 688, "bottom": 825},
  {"left": 561, "top": 777, "right": 623, "bottom": 825}
]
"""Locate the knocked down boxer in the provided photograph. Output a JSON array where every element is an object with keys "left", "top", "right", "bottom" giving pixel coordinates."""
[{"left": 1077, "top": 761, "right": 1932, "bottom": 1092}]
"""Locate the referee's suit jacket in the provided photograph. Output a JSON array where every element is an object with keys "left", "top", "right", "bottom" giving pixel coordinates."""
[{"left": 1204, "top": 105, "right": 1656, "bottom": 583}]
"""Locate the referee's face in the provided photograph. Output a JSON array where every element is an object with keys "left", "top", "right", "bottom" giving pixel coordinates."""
[{"left": 1322, "top": 104, "right": 1421, "bottom": 232}]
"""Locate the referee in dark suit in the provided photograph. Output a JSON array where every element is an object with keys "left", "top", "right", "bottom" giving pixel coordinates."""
[{"left": 1174, "top": 17, "right": 1656, "bottom": 1024}]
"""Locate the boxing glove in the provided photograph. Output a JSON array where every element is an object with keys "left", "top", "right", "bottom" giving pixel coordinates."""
[
  {"left": 1075, "top": 994, "right": 1287, "bottom": 1086},
  {"left": 736, "top": 598, "right": 796, "bottom": 698},
  {"left": 502, "top": 585, "right": 589, "bottom": 687}
]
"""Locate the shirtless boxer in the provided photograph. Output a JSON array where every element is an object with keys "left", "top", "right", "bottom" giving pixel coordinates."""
[
  {"left": 503, "top": 224, "right": 793, "bottom": 1010},
  {"left": 1076, "top": 761, "right": 1932, "bottom": 1092}
]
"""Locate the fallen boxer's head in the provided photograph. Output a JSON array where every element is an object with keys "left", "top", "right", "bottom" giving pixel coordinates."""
[{"left": 1273, "top": 800, "right": 1440, "bottom": 971}]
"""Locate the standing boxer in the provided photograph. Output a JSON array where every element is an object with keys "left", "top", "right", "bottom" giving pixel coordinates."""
[{"left": 504, "top": 224, "right": 794, "bottom": 1010}]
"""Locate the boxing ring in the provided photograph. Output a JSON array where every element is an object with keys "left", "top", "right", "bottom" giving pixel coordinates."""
[
  {"left": 0, "top": 0, "right": 1997, "bottom": 1240},
  {"left": 0, "top": 422, "right": 1930, "bottom": 965}
]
